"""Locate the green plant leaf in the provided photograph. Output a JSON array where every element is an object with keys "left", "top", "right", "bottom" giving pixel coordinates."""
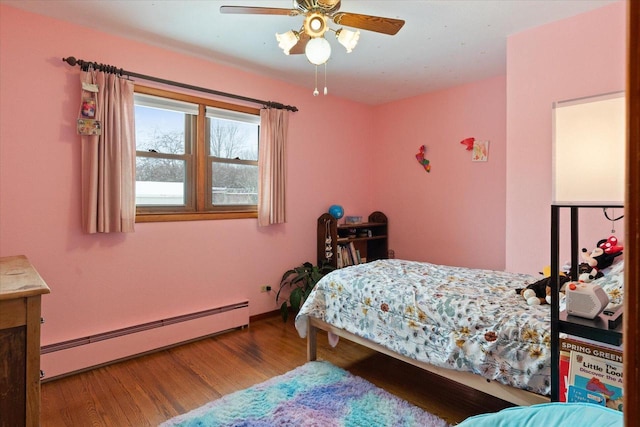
[
  {"left": 290, "top": 287, "right": 303, "bottom": 310},
  {"left": 302, "top": 287, "right": 312, "bottom": 304},
  {"left": 280, "top": 269, "right": 297, "bottom": 285},
  {"left": 280, "top": 301, "right": 289, "bottom": 323},
  {"left": 276, "top": 261, "right": 334, "bottom": 322},
  {"left": 276, "top": 281, "right": 289, "bottom": 303}
]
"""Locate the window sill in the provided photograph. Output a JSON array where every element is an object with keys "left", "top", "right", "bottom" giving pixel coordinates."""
[{"left": 136, "top": 211, "right": 257, "bottom": 223}]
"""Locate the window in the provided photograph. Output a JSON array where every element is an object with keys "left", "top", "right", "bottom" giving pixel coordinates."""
[
  {"left": 133, "top": 86, "right": 260, "bottom": 222},
  {"left": 206, "top": 107, "right": 260, "bottom": 207}
]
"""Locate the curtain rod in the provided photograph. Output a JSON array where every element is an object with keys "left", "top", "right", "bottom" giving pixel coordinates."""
[{"left": 62, "top": 56, "right": 298, "bottom": 112}]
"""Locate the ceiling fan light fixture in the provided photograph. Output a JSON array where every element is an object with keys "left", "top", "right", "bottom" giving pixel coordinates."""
[
  {"left": 305, "top": 37, "right": 331, "bottom": 65},
  {"left": 222, "top": 1, "right": 405, "bottom": 97},
  {"left": 335, "top": 28, "right": 360, "bottom": 53},
  {"left": 304, "top": 12, "right": 328, "bottom": 38},
  {"left": 276, "top": 30, "right": 299, "bottom": 54}
]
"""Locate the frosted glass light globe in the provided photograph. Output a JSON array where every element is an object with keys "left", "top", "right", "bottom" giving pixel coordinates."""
[{"left": 305, "top": 37, "right": 331, "bottom": 65}]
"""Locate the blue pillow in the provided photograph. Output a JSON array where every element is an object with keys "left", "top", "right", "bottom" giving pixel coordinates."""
[{"left": 457, "top": 402, "right": 622, "bottom": 427}]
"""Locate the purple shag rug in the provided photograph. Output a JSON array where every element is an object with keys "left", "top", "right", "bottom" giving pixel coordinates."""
[{"left": 160, "top": 360, "right": 450, "bottom": 426}]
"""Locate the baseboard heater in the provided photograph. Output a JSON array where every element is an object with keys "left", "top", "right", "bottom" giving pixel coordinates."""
[{"left": 40, "top": 301, "right": 249, "bottom": 381}]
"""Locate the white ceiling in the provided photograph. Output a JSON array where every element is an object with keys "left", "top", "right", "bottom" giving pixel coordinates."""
[{"left": 2, "top": 0, "right": 618, "bottom": 105}]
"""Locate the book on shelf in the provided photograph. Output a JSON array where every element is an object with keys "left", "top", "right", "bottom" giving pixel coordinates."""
[
  {"left": 337, "top": 244, "right": 350, "bottom": 267},
  {"left": 559, "top": 335, "right": 623, "bottom": 412},
  {"left": 336, "top": 243, "right": 361, "bottom": 268},
  {"left": 342, "top": 245, "right": 351, "bottom": 266},
  {"left": 349, "top": 242, "right": 360, "bottom": 265}
]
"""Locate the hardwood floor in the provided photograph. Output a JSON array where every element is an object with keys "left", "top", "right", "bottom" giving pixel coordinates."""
[{"left": 41, "top": 315, "right": 513, "bottom": 426}]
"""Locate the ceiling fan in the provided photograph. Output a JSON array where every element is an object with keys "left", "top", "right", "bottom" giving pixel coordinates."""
[
  {"left": 221, "top": 0, "right": 404, "bottom": 95},
  {"left": 220, "top": 0, "right": 404, "bottom": 56}
]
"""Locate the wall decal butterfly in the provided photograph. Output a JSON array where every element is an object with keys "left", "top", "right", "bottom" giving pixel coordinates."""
[
  {"left": 415, "top": 145, "right": 431, "bottom": 173},
  {"left": 460, "top": 137, "right": 475, "bottom": 151}
]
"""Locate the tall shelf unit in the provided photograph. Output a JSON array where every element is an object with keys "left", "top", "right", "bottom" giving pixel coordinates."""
[
  {"left": 549, "top": 203, "right": 624, "bottom": 402},
  {"left": 317, "top": 211, "right": 388, "bottom": 268}
]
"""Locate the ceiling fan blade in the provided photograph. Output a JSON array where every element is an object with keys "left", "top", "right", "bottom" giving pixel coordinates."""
[
  {"left": 332, "top": 12, "right": 404, "bottom": 35},
  {"left": 220, "top": 6, "right": 300, "bottom": 16},
  {"left": 289, "top": 33, "right": 310, "bottom": 55}
]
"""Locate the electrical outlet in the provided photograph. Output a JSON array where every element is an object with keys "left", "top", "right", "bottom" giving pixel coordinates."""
[{"left": 260, "top": 285, "right": 272, "bottom": 293}]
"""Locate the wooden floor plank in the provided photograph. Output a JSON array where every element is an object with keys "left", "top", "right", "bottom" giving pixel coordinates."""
[{"left": 41, "top": 315, "right": 513, "bottom": 426}]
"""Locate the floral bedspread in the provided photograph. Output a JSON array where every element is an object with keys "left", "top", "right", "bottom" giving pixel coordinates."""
[{"left": 295, "top": 259, "right": 552, "bottom": 395}]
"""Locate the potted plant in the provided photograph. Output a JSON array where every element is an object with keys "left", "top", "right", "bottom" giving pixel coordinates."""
[{"left": 276, "top": 261, "right": 334, "bottom": 322}]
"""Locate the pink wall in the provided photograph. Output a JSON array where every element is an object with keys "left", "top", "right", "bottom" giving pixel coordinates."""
[
  {"left": 0, "top": 1, "right": 627, "bottom": 367},
  {"left": 371, "top": 76, "right": 508, "bottom": 270},
  {"left": 505, "top": 1, "right": 627, "bottom": 274},
  {"left": 0, "top": 5, "right": 374, "bottom": 345}
]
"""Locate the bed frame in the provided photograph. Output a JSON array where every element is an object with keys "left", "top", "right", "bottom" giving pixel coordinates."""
[{"left": 306, "top": 317, "right": 550, "bottom": 407}]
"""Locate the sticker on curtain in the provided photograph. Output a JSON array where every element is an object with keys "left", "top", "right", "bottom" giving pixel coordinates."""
[{"left": 77, "top": 80, "right": 102, "bottom": 135}]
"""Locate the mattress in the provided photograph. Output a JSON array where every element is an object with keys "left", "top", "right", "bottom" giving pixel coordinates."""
[{"left": 295, "top": 259, "right": 551, "bottom": 395}]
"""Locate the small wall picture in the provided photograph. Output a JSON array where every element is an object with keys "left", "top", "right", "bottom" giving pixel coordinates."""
[
  {"left": 81, "top": 98, "right": 96, "bottom": 118},
  {"left": 472, "top": 140, "right": 489, "bottom": 162},
  {"left": 77, "top": 118, "right": 102, "bottom": 136}
]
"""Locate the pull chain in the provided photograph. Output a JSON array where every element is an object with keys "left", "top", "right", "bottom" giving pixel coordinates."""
[
  {"left": 312, "top": 63, "right": 328, "bottom": 96},
  {"left": 313, "top": 65, "right": 319, "bottom": 96},
  {"left": 610, "top": 208, "right": 616, "bottom": 233},
  {"left": 603, "top": 207, "right": 624, "bottom": 233},
  {"left": 324, "top": 62, "right": 328, "bottom": 95}
]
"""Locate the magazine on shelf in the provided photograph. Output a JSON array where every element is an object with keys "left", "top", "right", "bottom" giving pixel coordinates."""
[{"left": 559, "top": 335, "right": 623, "bottom": 412}]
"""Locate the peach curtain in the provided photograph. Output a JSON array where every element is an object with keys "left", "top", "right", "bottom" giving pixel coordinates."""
[
  {"left": 258, "top": 108, "right": 290, "bottom": 226},
  {"left": 80, "top": 70, "right": 136, "bottom": 233}
]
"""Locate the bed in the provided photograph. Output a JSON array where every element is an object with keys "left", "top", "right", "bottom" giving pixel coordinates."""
[
  {"left": 294, "top": 258, "right": 625, "bottom": 406},
  {"left": 457, "top": 402, "right": 622, "bottom": 426}
]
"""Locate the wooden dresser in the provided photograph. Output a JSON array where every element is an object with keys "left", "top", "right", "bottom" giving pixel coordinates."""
[{"left": 0, "top": 255, "right": 50, "bottom": 427}]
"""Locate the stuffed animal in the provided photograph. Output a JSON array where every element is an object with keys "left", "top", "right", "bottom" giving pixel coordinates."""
[
  {"left": 581, "top": 236, "right": 624, "bottom": 272},
  {"left": 581, "top": 248, "right": 599, "bottom": 269},
  {"left": 516, "top": 274, "right": 570, "bottom": 306},
  {"left": 534, "top": 263, "right": 598, "bottom": 305},
  {"left": 577, "top": 262, "right": 603, "bottom": 282},
  {"left": 599, "top": 236, "right": 624, "bottom": 256}
]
